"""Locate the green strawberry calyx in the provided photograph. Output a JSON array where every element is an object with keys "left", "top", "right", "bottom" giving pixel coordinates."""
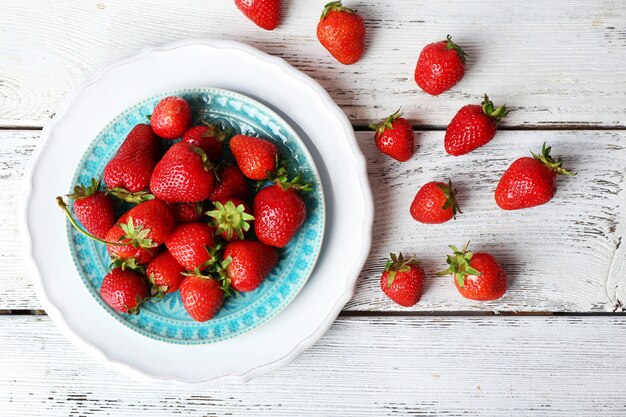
[
  {"left": 206, "top": 200, "right": 255, "bottom": 241},
  {"left": 200, "top": 122, "right": 228, "bottom": 143},
  {"left": 262, "top": 158, "right": 313, "bottom": 193},
  {"left": 56, "top": 196, "right": 127, "bottom": 247},
  {"left": 531, "top": 142, "right": 576, "bottom": 176},
  {"left": 436, "top": 179, "right": 462, "bottom": 219},
  {"left": 445, "top": 35, "right": 468, "bottom": 64},
  {"left": 481, "top": 94, "right": 509, "bottom": 122},
  {"left": 183, "top": 255, "right": 236, "bottom": 297},
  {"left": 118, "top": 217, "right": 158, "bottom": 249},
  {"left": 125, "top": 295, "right": 145, "bottom": 315},
  {"left": 110, "top": 256, "right": 146, "bottom": 275},
  {"left": 368, "top": 108, "right": 404, "bottom": 138},
  {"left": 436, "top": 241, "right": 482, "bottom": 288},
  {"left": 67, "top": 178, "right": 101, "bottom": 200},
  {"left": 190, "top": 146, "right": 215, "bottom": 173},
  {"left": 147, "top": 273, "right": 169, "bottom": 302},
  {"left": 107, "top": 187, "right": 155, "bottom": 204},
  {"left": 384, "top": 253, "right": 418, "bottom": 288},
  {"left": 321, "top": 1, "right": 356, "bottom": 20}
]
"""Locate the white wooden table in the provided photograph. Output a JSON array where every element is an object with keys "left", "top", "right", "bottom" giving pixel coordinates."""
[{"left": 2, "top": 1, "right": 626, "bottom": 415}]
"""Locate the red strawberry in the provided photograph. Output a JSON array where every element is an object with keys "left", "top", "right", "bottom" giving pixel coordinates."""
[
  {"left": 438, "top": 242, "right": 507, "bottom": 301},
  {"left": 495, "top": 143, "right": 575, "bottom": 210},
  {"left": 150, "top": 96, "right": 192, "bottom": 140},
  {"left": 105, "top": 199, "right": 176, "bottom": 265},
  {"left": 103, "top": 123, "right": 160, "bottom": 202},
  {"left": 317, "top": 1, "right": 366, "bottom": 65},
  {"left": 172, "top": 202, "right": 205, "bottom": 223},
  {"left": 209, "top": 164, "right": 251, "bottom": 202},
  {"left": 146, "top": 250, "right": 186, "bottom": 295},
  {"left": 445, "top": 95, "right": 508, "bottom": 156},
  {"left": 414, "top": 35, "right": 467, "bottom": 96},
  {"left": 150, "top": 142, "right": 215, "bottom": 203},
  {"left": 380, "top": 253, "right": 424, "bottom": 307},
  {"left": 207, "top": 198, "right": 254, "bottom": 241},
  {"left": 369, "top": 109, "right": 414, "bottom": 162},
  {"left": 68, "top": 178, "right": 115, "bottom": 239},
  {"left": 223, "top": 240, "right": 278, "bottom": 292},
  {"left": 100, "top": 268, "right": 148, "bottom": 314},
  {"left": 234, "top": 0, "right": 281, "bottom": 30},
  {"left": 179, "top": 274, "right": 225, "bottom": 322},
  {"left": 254, "top": 183, "right": 307, "bottom": 248},
  {"left": 229, "top": 135, "right": 277, "bottom": 180},
  {"left": 165, "top": 222, "right": 216, "bottom": 271},
  {"left": 410, "top": 180, "right": 461, "bottom": 224},
  {"left": 182, "top": 124, "right": 226, "bottom": 161}
]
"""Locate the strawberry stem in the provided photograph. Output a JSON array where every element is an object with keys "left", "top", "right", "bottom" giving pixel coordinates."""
[
  {"left": 481, "top": 94, "right": 509, "bottom": 121},
  {"left": 68, "top": 178, "right": 101, "bottom": 200},
  {"left": 206, "top": 201, "right": 254, "bottom": 241},
  {"left": 368, "top": 108, "right": 403, "bottom": 138},
  {"left": 56, "top": 196, "right": 127, "bottom": 246},
  {"left": 445, "top": 35, "right": 467, "bottom": 64},
  {"left": 531, "top": 142, "right": 576, "bottom": 176},
  {"left": 436, "top": 241, "right": 482, "bottom": 288},
  {"left": 321, "top": 1, "right": 355, "bottom": 20},
  {"left": 107, "top": 187, "right": 154, "bottom": 204},
  {"left": 436, "top": 179, "right": 462, "bottom": 219},
  {"left": 384, "top": 253, "right": 418, "bottom": 288}
]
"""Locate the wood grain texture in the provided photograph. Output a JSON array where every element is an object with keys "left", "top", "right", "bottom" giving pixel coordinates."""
[
  {"left": 2, "top": 130, "right": 624, "bottom": 312},
  {"left": 1, "top": 0, "right": 626, "bottom": 128},
  {"left": 2, "top": 315, "right": 626, "bottom": 416}
]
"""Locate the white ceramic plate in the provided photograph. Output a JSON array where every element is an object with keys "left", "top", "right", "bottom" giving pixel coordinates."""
[{"left": 22, "top": 39, "right": 373, "bottom": 385}]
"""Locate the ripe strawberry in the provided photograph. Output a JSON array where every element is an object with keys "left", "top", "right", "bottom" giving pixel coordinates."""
[
  {"left": 103, "top": 123, "right": 160, "bottom": 202},
  {"left": 150, "top": 142, "right": 215, "bottom": 203},
  {"left": 380, "top": 253, "right": 424, "bottom": 307},
  {"left": 150, "top": 96, "right": 192, "bottom": 139},
  {"left": 223, "top": 240, "right": 278, "bottom": 292},
  {"left": 229, "top": 134, "right": 277, "bottom": 180},
  {"left": 182, "top": 124, "right": 226, "bottom": 161},
  {"left": 146, "top": 250, "right": 186, "bottom": 295},
  {"left": 165, "top": 222, "right": 216, "bottom": 271},
  {"left": 209, "top": 164, "right": 251, "bottom": 202},
  {"left": 317, "top": 1, "right": 366, "bottom": 65},
  {"left": 495, "top": 143, "right": 575, "bottom": 210},
  {"left": 369, "top": 109, "right": 414, "bottom": 162},
  {"left": 445, "top": 95, "right": 508, "bottom": 156},
  {"left": 207, "top": 198, "right": 254, "bottom": 241},
  {"left": 100, "top": 268, "right": 148, "bottom": 314},
  {"left": 105, "top": 199, "right": 176, "bottom": 265},
  {"left": 254, "top": 182, "right": 308, "bottom": 248},
  {"left": 410, "top": 180, "right": 461, "bottom": 224},
  {"left": 234, "top": 0, "right": 281, "bottom": 30},
  {"left": 414, "top": 35, "right": 467, "bottom": 96},
  {"left": 179, "top": 274, "right": 225, "bottom": 322},
  {"left": 438, "top": 242, "right": 507, "bottom": 301},
  {"left": 67, "top": 178, "right": 115, "bottom": 239},
  {"left": 172, "top": 202, "right": 205, "bottom": 223}
]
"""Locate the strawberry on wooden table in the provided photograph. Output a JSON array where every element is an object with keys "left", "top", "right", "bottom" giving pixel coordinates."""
[
  {"left": 369, "top": 109, "right": 414, "bottom": 162},
  {"left": 437, "top": 242, "right": 507, "bottom": 301},
  {"left": 150, "top": 142, "right": 215, "bottom": 203},
  {"left": 150, "top": 96, "right": 192, "bottom": 140},
  {"left": 103, "top": 123, "right": 160, "bottom": 203},
  {"left": 165, "top": 222, "right": 216, "bottom": 271},
  {"left": 234, "top": 0, "right": 281, "bottom": 30},
  {"left": 209, "top": 164, "right": 251, "bottom": 202},
  {"left": 229, "top": 134, "right": 278, "bottom": 180},
  {"left": 182, "top": 124, "right": 226, "bottom": 161},
  {"left": 495, "top": 142, "right": 575, "bottom": 210},
  {"left": 410, "top": 180, "right": 461, "bottom": 224},
  {"left": 105, "top": 199, "right": 176, "bottom": 266},
  {"left": 254, "top": 169, "right": 310, "bottom": 248},
  {"left": 380, "top": 253, "right": 424, "bottom": 307},
  {"left": 207, "top": 198, "right": 254, "bottom": 241},
  {"left": 179, "top": 273, "right": 226, "bottom": 322},
  {"left": 223, "top": 240, "right": 278, "bottom": 292},
  {"left": 146, "top": 250, "right": 186, "bottom": 296},
  {"left": 67, "top": 178, "right": 115, "bottom": 239},
  {"left": 100, "top": 268, "right": 149, "bottom": 314},
  {"left": 317, "top": 1, "right": 366, "bottom": 65},
  {"left": 445, "top": 95, "right": 508, "bottom": 156},
  {"left": 414, "top": 35, "right": 467, "bottom": 96}
]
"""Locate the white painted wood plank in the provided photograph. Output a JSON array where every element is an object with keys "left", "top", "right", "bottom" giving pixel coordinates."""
[
  {"left": 1, "top": 0, "right": 625, "bottom": 127},
  {"left": 1, "top": 130, "right": 625, "bottom": 311},
  {"left": 1, "top": 315, "right": 626, "bottom": 416}
]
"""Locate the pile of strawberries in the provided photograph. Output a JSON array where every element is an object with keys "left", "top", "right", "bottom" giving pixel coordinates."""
[{"left": 58, "top": 96, "right": 310, "bottom": 322}]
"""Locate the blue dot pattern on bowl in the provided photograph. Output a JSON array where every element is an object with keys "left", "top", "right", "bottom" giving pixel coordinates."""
[{"left": 67, "top": 88, "right": 325, "bottom": 345}]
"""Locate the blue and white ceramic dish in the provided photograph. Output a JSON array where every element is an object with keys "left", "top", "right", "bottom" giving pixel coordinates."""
[{"left": 68, "top": 88, "right": 325, "bottom": 345}]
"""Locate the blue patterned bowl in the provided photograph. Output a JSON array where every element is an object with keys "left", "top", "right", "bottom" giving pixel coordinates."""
[{"left": 67, "top": 88, "right": 325, "bottom": 345}]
